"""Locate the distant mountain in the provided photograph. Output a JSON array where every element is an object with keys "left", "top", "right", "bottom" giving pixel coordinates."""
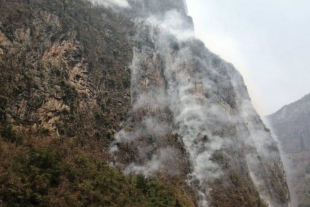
[{"left": 268, "top": 94, "right": 310, "bottom": 206}]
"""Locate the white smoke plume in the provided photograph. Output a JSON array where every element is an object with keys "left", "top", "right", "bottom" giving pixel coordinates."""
[
  {"left": 110, "top": 2, "right": 288, "bottom": 207},
  {"left": 91, "top": 0, "right": 130, "bottom": 8},
  {"left": 263, "top": 118, "right": 298, "bottom": 207},
  {"left": 124, "top": 147, "right": 180, "bottom": 176},
  {"left": 110, "top": 9, "right": 235, "bottom": 206},
  {"left": 147, "top": 9, "right": 195, "bottom": 40},
  {"left": 114, "top": 117, "right": 169, "bottom": 143}
]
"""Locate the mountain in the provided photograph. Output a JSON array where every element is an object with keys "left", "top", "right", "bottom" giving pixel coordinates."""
[
  {"left": 0, "top": 0, "right": 290, "bottom": 206},
  {"left": 267, "top": 94, "right": 310, "bottom": 206}
]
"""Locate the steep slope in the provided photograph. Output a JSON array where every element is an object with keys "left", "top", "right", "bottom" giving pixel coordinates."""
[
  {"left": 0, "top": 0, "right": 290, "bottom": 206},
  {"left": 0, "top": 0, "right": 196, "bottom": 206},
  {"left": 0, "top": 0, "right": 132, "bottom": 145},
  {"left": 268, "top": 94, "right": 310, "bottom": 206},
  {"left": 111, "top": 0, "right": 290, "bottom": 206}
]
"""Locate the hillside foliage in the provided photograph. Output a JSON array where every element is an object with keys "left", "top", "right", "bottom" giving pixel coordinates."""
[
  {"left": 0, "top": 0, "right": 197, "bottom": 206},
  {"left": 0, "top": 135, "right": 195, "bottom": 207}
]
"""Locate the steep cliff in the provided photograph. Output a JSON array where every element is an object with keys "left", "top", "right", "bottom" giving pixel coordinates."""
[
  {"left": 268, "top": 94, "right": 310, "bottom": 206},
  {"left": 0, "top": 0, "right": 290, "bottom": 206},
  {"left": 0, "top": 0, "right": 133, "bottom": 144},
  {"left": 111, "top": 1, "right": 290, "bottom": 206}
]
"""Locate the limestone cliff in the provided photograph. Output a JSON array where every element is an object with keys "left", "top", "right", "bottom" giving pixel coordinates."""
[
  {"left": 0, "top": 0, "right": 290, "bottom": 206},
  {"left": 0, "top": 0, "right": 132, "bottom": 145}
]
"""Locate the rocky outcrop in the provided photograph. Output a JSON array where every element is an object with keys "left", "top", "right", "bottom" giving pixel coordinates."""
[{"left": 0, "top": 0, "right": 132, "bottom": 146}]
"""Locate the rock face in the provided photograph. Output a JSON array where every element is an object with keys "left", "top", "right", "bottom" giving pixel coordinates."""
[
  {"left": 268, "top": 94, "right": 310, "bottom": 206},
  {"left": 111, "top": 0, "right": 290, "bottom": 206},
  {"left": 0, "top": 0, "right": 290, "bottom": 206},
  {"left": 0, "top": 0, "right": 132, "bottom": 146}
]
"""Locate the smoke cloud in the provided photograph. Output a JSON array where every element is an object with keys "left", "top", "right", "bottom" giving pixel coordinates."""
[
  {"left": 124, "top": 147, "right": 180, "bottom": 176},
  {"left": 147, "top": 10, "right": 195, "bottom": 40},
  {"left": 91, "top": 0, "right": 130, "bottom": 8},
  {"left": 109, "top": 2, "right": 288, "bottom": 206}
]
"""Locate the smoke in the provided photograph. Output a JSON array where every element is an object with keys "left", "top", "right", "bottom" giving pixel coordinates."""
[
  {"left": 124, "top": 147, "right": 180, "bottom": 176},
  {"left": 263, "top": 118, "right": 298, "bottom": 207},
  {"left": 109, "top": 2, "right": 289, "bottom": 206},
  {"left": 228, "top": 66, "right": 292, "bottom": 207},
  {"left": 90, "top": 0, "right": 130, "bottom": 8},
  {"left": 182, "top": 0, "right": 188, "bottom": 15},
  {"left": 114, "top": 117, "right": 169, "bottom": 143},
  {"left": 147, "top": 10, "right": 194, "bottom": 40},
  {"left": 117, "top": 8, "right": 242, "bottom": 206}
]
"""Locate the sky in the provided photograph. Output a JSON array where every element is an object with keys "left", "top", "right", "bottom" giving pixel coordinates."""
[{"left": 186, "top": 0, "right": 310, "bottom": 116}]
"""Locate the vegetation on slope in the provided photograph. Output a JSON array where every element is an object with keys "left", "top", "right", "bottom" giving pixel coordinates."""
[
  {"left": 0, "top": 135, "right": 195, "bottom": 207},
  {"left": 0, "top": 0, "right": 197, "bottom": 206},
  {"left": 0, "top": 0, "right": 133, "bottom": 141},
  {"left": 0, "top": 0, "right": 290, "bottom": 206}
]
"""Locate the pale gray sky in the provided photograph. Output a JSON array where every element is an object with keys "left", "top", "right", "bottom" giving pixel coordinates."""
[{"left": 187, "top": 0, "right": 310, "bottom": 115}]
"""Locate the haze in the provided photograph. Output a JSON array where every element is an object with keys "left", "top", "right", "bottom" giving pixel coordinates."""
[{"left": 187, "top": 0, "right": 310, "bottom": 115}]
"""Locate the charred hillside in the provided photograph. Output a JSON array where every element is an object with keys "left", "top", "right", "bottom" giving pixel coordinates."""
[{"left": 0, "top": 0, "right": 290, "bottom": 206}]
